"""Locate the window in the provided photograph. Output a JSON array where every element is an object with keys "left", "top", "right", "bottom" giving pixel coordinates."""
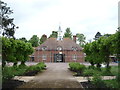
[
  {"left": 72, "top": 47, "right": 77, "bottom": 51},
  {"left": 72, "top": 55, "right": 77, "bottom": 60},
  {"left": 42, "top": 55, "right": 47, "bottom": 60},
  {"left": 42, "top": 46, "right": 47, "bottom": 51},
  {"left": 57, "top": 46, "right": 62, "bottom": 51}
]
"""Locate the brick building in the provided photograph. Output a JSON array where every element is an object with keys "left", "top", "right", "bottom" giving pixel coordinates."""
[{"left": 30, "top": 26, "right": 84, "bottom": 62}]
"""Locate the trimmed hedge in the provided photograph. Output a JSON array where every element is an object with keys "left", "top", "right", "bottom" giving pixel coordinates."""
[
  {"left": 2, "top": 62, "right": 46, "bottom": 82},
  {"left": 69, "top": 62, "right": 86, "bottom": 75}
]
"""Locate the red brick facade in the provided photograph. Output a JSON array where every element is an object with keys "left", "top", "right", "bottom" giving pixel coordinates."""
[
  {"left": 32, "top": 50, "right": 84, "bottom": 62},
  {"left": 30, "top": 38, "right": 84, "bottom": 62}
]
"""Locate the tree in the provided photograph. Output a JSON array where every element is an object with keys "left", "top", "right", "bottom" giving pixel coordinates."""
[
  {"left": 20, "top": 42, "right": 34, "bottom": 65},
  {"left": 19, "top": 37, "right": 27, "bottom": 42},
  {"left": 49, "top": 31, "right": 58, "bottom": 38},
  {"left": 2, "top": 37, "right": 34, "bottom": 67},
  {"left": 2, "top": 37, "right": 17, "bottom": 67},
  {"left": 0, "top": 1, "right": 18, "bottom": 38},
  {"left": 76, "top": 33, "right": 86, "bottom": 47},
  {"left": 29, "top": 35, "right": 39, "bottom": 47},
  {"left": 94, "top": 32, "right": 102, "bottom": 40},
  {"left": 103, "top": 34, "right": 112, "bottom": 37},
  {"left": 63, "top": 28, "right": 72, "bottom": 39},
  {"left": 40, "top": 34, "right": 47, "bottom": 44},
  {"left": 98, "top": 36, "right": 112, "bottom": 69},
  {"left": 84, "top": 43, "right": 95, "bottom": 67}
]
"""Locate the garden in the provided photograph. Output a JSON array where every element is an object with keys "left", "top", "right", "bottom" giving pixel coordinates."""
[
  {"left": 2, "top": 62, "right": 46, "bottom": 89},
  {"left": 68, "top": 29, "right": 120, "bottom": 89},
  {"left": 2, "top": 37, "right": 46, "bottom": 89},
  {"left": 69, "top": 62, "right": 118, "bottom": 89}
]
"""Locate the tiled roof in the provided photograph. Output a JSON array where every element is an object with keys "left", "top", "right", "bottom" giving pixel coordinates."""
[{"left": 36, "top": 38, "right": 83, "bottom": 51}]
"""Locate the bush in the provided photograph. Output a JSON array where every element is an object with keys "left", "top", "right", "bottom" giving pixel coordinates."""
[
  {"left": 69, "top": 62, "right": 80, "bottom": 71},
  {"left": 26, "top": 62, "right": 46, "bottom": 72},
  {"left": 83, "top": 69, "right": 95, "bottom": 76},
  {"left": 92, "top": 73, "right": 105, "bottom": 88},
  {"left": 69, "top": 62, "right": 86, "bottom": 75},
  {"left": 2, "top": 66, "right": 28, "bottom": 82},
  {"left": 104, "top": 79, "right": 119, "bottom": 88},
  {"left": 36, "top": 62, "right": 46, "bottom": 69},
  {"left": 2, "top": 62, "right": 46, "bottom": 82},
  {"left": 88, "top": 65, "right": 95, "bottom": 69}
]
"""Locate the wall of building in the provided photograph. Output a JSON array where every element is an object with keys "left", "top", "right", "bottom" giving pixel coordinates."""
[{"left": 31, "top": 50, "right": 84, "bottom": 62}]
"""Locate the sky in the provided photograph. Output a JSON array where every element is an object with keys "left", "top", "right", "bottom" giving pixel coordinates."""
[{"left": 3, "top": 0, "right": 119, "bottom": 42}]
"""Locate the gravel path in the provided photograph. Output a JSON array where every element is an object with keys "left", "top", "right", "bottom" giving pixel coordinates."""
[{"left": 18, "top": 63, "right": 83, "bottom": 89}]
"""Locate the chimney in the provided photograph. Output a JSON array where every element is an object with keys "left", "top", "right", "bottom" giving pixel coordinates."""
[
  {"left": 42, "top": 34, "right": 47, "bottom": 42},
  {"left": 73, "top": 35, "right": 76, "bottom": 43}
]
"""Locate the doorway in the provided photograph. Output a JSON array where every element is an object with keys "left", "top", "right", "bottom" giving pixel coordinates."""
[{"left": 54, "top": 54, "right": 65, "bottom": 62}]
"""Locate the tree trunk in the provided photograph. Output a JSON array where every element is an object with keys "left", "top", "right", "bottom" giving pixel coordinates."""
[
  {"left": 2, "top": 60, "right": 6, "bottom": 68},
  {"left": 13, "top": 62, "right": 17, "bottom": 67},
  {"left": 97, "top": 63, "right": 101, "bottom": 71},
  {"left": 21, "top": 61, "right": 25, "bottom": 66}
]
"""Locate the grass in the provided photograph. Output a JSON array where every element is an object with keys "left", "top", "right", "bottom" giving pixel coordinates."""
[
  {"left": 104, "top": 79, "right": 119, "bottom": 88},
  {"left": 69, "top": 62, "right": 119, "bottom": 89}
]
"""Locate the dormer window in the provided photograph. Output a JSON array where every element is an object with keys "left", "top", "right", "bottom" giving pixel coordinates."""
[
  {"left": 72, "top": 47, "right": 77, "bottom": 51},
  {"left": 42, "top": 46, "right": 47, "bottom": 51},
  {"left": 57, "top": 46, "right": 62, "bottom": 51}
]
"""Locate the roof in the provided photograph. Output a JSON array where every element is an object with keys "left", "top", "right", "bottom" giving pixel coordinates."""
[{"left": 36, "top": 38, "right": 83, "bottom": 51}]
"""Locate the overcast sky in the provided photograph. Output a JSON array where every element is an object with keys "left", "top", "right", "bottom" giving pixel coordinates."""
[{"left": 4, "top": 0, "right": 119, "bottom": 42}]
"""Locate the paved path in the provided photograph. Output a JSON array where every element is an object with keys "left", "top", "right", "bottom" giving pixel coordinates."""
[{"left": 18, "top": 63, "right": 83, "bottom": 89}]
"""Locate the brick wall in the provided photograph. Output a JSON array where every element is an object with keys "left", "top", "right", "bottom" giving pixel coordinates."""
[{"left": 31, "top": 50, "right": 84, "bottom": 62}]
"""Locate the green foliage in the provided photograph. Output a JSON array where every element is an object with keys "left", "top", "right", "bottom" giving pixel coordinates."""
[
  {"left": 1, "top": 1, "right": 18, "bottom": 38},
  {"left": 49, "top": 31, "right": 58, "bottom": 38},
  {"left": 76, "top": 33, "right": 86, "bottom": 47},
  {"left": 110, "top": 66, "right": 118, "bottom": 76},
  {"left": 21, "top": 42, "right": 34, "bottom": 65},
  {"left": 2, "top": 37, "right": 34, "bottom": 67},
  {"left": 29, "top": 35, "right": 39, "bottom": 47},
  {"left": 40, "top": 34, "right": 47, "bottom": 44},
  {"left": 83, "top": 69, "right": 95, "bottom": 76},
  {"left": 19, "top": 37, "right": 28, "bottom": 42},
  {"left": 2, "top": 66, "right": 28, "bottom": 81},
  {"left": 2, "top": 62, "right": 46, "bottom": 82},
  {"left": 2, "top": 37, "right": 17, "bottom": 66},
  {"left": 92, "top": 73, "right": 105, "bottom": 88},
  {"left": 104, "top": 79, "right": 119, "bottom": 88},
  {"left": 63, "top": 28, "right": 72, "bottom": 39},
  {"left": 69, "top": 62, "right": 86, "bottom": 75},
  {"left": 84, "top": 31, "right": 118, "bottom": 70},
  {"left": 26, "top": 62, "right": 46, "bottom": 72}
]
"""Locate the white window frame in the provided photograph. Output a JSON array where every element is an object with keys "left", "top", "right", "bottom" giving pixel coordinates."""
[
  {"left": 42, "top": 46, "right": 47, "bottom": 51},
  {"left": 42, "top": 54, "right": 47, "bottom": 60},
  {"left": 72, "top": 55, "right": 77, "bottom": 60}
]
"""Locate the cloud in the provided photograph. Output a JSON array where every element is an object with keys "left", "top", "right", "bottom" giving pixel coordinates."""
[{"left": 3, "top": 0, "right": 119, "bottom": 41}]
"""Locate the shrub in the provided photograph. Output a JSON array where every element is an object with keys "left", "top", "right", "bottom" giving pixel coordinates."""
[
  {"left": 2, "top": 66, "right": 28, "bottom": 82},
  {"left": 2, "top": 62, "right": 46, "bottom": 82},
  {"left": 88, "top": 65, "right": 95, "bottom": 69},
  {"left": 83, "top": 69, "right": 95, "bottom": 76},
  {"left": 104, "top": 79, "right": 119, "bottom": 88},
  {"left": 92, "top": 73, "right": 105, "bottom": 88},
  {"left": 36, "top": 62, "right": 46, "bottom": 69},
  {"left": 69, "top": 62, "right": 86, "bottom": 75},
  {"left": 26, "top": 62, "right": 46, "bottom": 72},
  {"left": 69, "top": 62, "right": 80, "bottom": 71},
  {"left": 76, "top": 64, "right": 86, "bottom": 75}
]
